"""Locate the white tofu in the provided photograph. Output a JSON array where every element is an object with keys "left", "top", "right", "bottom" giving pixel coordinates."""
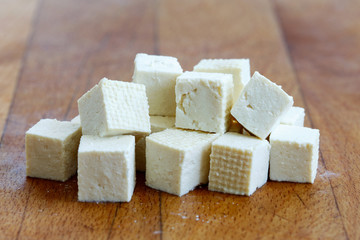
[
  {"left": 78, "top": 78, "right": 150, "bottom": 137},
  {"left": 280, "top": 106, "right": 305, "bottom": 127},
  {"left": 132, "top": 53, "right": 183, "bottom": 116},
  {"left": 78, "top": 135, "right": 135, "bottom": 202},
  {"left": 26, "top": 119, "right": 82, "bottom": 182},
  {"left": 146, "top": 128, "right": 219, "bottom": 196},
  {"left": 71, "top": 115, "right": 81, "bottom": 124},
  {"left": 175, "top": 71, "right": 233, "bottom": 133},
  {"left": 231, "top": 71, "right": 294, "bottom": 139},
  {"left": 150, "top": 115, "right": 176, "bottom": 132},
  {"left": 269, "top": 125, "right": 320, "bottom": 183},
  {"left": 193, "top": 58, "right": 250, "bottom": 102},
  {"left": 135, "top": 116, "right": 175, "bottom": 172},
  {"left": 208, "top": 133, "right": 270, "bottom": 196}
]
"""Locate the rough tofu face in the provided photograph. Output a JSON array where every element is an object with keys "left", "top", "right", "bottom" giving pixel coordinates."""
[
  {"left": 280, "top": 106, "right": 305, "bottom": 127},
  {"left": 193, "top": 59, "right": 250, "bottom": 102},
  {"left": 78, "top": 135, "right": 135, "bottom": 202},
  {"left": 78, "top": 78, "right": 150, "bottom": 137},
  {"left": 208, "top": 133, "right": 270, "bottom": 196},
  {"left": 132, "top": 53, "right": 183, "bottom": 116},
  {"left": 175, "top": 71, "right": 233, "bottom": 133},
  {"left": 26, "top": 119, "right": 82, "bottom": 182},
  {"left": 146, "top": 129, "right": 219, "bottom": 196},
  {"left": 269, "top": 125, "right": 320, "bottom": 183},
  {"left": 135, "top": 116, "right": 175, "bottom": 172},
  {"left": 231, "top": 71, "right": 294, "bottom": 139}
]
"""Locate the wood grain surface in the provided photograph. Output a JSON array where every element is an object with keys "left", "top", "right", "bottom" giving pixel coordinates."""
[{"left": 0, "top": 0, "right": 359, "bottom": 239}]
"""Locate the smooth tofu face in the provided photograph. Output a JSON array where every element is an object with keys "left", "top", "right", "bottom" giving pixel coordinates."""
[
  {"left": 269, "top": 125, "right": 320, "bottom": 183},
  {"left": 231, "top": 71, "right": 294, "bottom": 139},
  {"left": 26, "top": 119, "right": 82, "bottom": 182},
  {"left": 135, "top": 116, "right": 175, "bottom": 172},
  {"left": 280, "top": 106, "right": 305, "bottom": 127},
  {"left": 132, "top": 53, "right": 183, "bottom": 116},
  {"left": 77, "top": 135, "right": 135, "bottom": 202},
  {"left": 193, "top": 59, "right": 250, "bottom": 102},
  {"left": 78, "top": 78, "right": 150, "bottom": 137},
  {"left": 175, "top": 72, "right": 233, "bottom": 133},
  {"left": 208, "top": 133, "right": 270, "bottom": 196},
  {"left": 146, "top": 129, "right": 219, "bottom": 196}
]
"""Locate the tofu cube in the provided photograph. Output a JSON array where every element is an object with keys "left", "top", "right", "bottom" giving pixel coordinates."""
[
  {"left": 231, "top": 71, "right": 294, "bottom": 139},
  {"left": 135, "top": 116, "right": 175, "bottom": 172},
  {"left": 280, "top": 106, "right": 305, "bottom": 127},
  {"left": 78, "top": 135, "right": 135, "bottom": 202},
  {"left": 71, "top": 115, "right": 81, "bottom": 124},
  {"left": 269, "top": 125, "right": 320, "bottom": 183},
  {"left": 175, "top": 71, "right": 233, "bottom": 133},
  {"left": 146, "top": 128, "right": 219, "bottom": 196},
  {"left": 78, "top": 78, "right": 150, "bottom": 137},
  {"left": 208, "top": 133, "right": 270, "bottom": 196},
  {"left": 132, "top": 53, "right": 183, "bottom": 116},
  {"left": 193, "top": 58, "right": 250, "bottom": 102},
  {"left": 25, "top": 119, "right": 82, "bottom": 182}
]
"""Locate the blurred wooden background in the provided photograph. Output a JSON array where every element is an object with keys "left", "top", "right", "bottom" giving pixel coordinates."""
[{"left": 0, "top": 0, "right": 359, "bottom": 239}]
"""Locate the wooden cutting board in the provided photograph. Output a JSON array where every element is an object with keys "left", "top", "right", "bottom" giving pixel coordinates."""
[{"left": 1, "top": 0, "right": 359, "bottom": 239}]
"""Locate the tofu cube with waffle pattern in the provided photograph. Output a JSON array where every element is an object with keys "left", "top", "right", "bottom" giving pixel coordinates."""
[
  {"left": 209, "top": 132, "right": 270, "bottom": 196},
  {"left": 146, "top": 128, "right": 219, "bottom": 196},
  {"left": 78, "top": 78, "right": 150, "bottom": 137}
]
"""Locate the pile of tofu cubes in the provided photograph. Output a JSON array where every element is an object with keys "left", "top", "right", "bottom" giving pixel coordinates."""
[{"left": 25, "top": 53, "right": 320, "bottom": 202}]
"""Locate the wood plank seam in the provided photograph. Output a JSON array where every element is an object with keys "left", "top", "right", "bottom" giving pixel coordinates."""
[
  {"left": 269, "top": 3, "right": 350, "bottom": 240},
  {"left": 0, "top": 0, "right": 41, "bottom": 148},
  {"left": 4, "top": 1, "right": 44, "bottom": 239},
  {"left": 107, "top": 204, "right": 120, "bottom": 240}
]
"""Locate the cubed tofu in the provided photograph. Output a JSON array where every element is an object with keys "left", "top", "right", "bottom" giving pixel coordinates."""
[
  {"left": 78, "top": 78, "right": 150, "bottom": 137},
  {"left": 193, "top": 58, "right": 250, "bottom": 102},
  {"left": 146, "top": 128, "right": 219, "bottom": 196},
  {"left": 175, "top": 71, "right": 233, "bottom": 133},
  {"left": 71, "top": 115, "right": 81, "bottom": 124},
  {"left": 269, "top": 125, "right": 320, "bottom": 183},
  {"left": 280, "top": 106, "right": 305, "bottom": 127},
  {"left": 26, "top": 119, "right": 82, "bottom": 182},
  {"left": 208, "top": 133, "right": 270, "bottom": 196},
  {"left": 132, "top": 53, "right": 183, "bottom": 116},
  {"left": 231, "top": 71, "right": 293, "bottom": 139},
  {"left": 135, "top": 116, "right": 175, "bottom": 172},
  {"left": 78, "top": 135, "right": 135, "bottom": 202}
]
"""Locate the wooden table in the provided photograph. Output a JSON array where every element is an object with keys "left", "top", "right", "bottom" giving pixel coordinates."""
[{"left": 1, "top": 0, "right": 359, "bottom": 239}]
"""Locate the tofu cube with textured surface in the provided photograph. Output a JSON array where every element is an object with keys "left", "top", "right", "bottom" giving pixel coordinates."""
[
  {"left": 146, "top": 128, "right": 219, "bottom": 196},
  {"left": 193, "top": 58, "right": 250, "bottom": 102},
  {"left": 78, "top": 135, "right": 135, "bottom": 202},
  {"left": 78, "top": 78, "right": 150, "bottom": 137},
  {"left": 132, "top": 53, "right": 183, "bottom": 116},
  {"left": 270, "top": 125, "right": 320, "bottom": 183},
  {"left": 231, "top": 71, "right": 293, "bottom": 139},
  {"left": 26, "top": 119, "right": 82, "bottom": 182},
  {"left": 280, "top": 106, "right": 305, "bottom": 127},
  {"left": 135, "top": 116, "right": 175, "bottom": 172},
  {"left": 208, "top": 133, "right": 270, "bottom": 196},
  {"left": 175, "top": 71, "right": 233, "bottom": 133}
]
